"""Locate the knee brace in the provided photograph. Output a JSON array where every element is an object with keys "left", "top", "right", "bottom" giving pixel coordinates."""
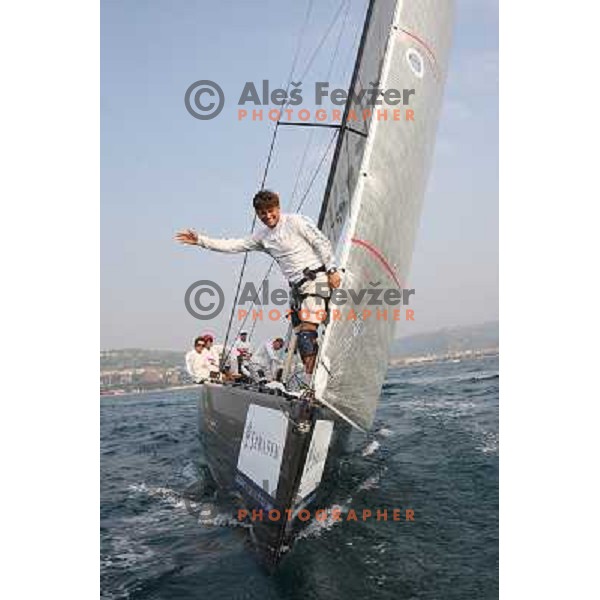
[{"left": 297, "top": 330, "right": 318, "bottom": 359}]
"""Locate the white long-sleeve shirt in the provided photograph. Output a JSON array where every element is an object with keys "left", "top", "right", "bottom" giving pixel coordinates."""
[
  {"left": 252, "top": 341, "right": 284, "bottom": 379},
  {"left": 231, "top": 338, "right": 252, "bottom": 374},
  {"left": 185, "top": 349, "right": 210, "bottom": 383},
  {"left": 196, "top": 213, "right": 335, "bottom": 284}
]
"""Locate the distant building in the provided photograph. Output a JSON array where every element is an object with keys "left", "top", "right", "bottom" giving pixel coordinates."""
[
  {"left": 139, "top": 368, "right": 163, "bottom": 384},
  {"left": 100, "top": 361, "right": 190, "bottom": 393},
  {"left": 164, "top": 369, "right": 180, "bottom": 385}
]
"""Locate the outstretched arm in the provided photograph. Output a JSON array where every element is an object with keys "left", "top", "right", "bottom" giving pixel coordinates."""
[{"left": 175, "top": 229, "right": 262, "bottom": 253}]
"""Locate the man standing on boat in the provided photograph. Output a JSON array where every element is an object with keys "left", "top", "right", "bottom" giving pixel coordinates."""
[{"left": 175, "top": 190, "right": 341, "bottom": 379}]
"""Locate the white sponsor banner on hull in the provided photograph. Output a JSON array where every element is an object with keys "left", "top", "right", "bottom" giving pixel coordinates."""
[
  {"left": 297, "top": 420, "right": 334, "bottom": 500},
  {"left": 237, "top": 404, "right": 289, "bottom": 497}
]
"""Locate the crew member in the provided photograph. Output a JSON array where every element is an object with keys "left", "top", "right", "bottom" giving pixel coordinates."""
[
  {"left": 231, "top": 330, "right": 252, "bottom": 376},
  {"left": 252, "top": 337, "right": 285, "bottom": 382},
  {"left": 175, "top": 190, "right": 341, "bottom": 378},
  {"left": 185, "top": 336, "right": 210, "bottom": 383},
  {"left": 201, "top": 334, "right": 222, "bottom": 380}
]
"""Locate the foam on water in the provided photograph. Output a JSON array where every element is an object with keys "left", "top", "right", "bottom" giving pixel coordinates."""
[
  {"left": 128, "top": 482, "right": 187, "bottom": 509},
  {"left": 296, "top": 502, "right": 351, "bottom": 540},
  {"left": 105, "top": 535, "right": 156, "bottom": 568},
  {"left": 376, "top": 427, "right": 394, "bottom": 437},
  {"left": 197, "top": 508, "right": 253, "bottom": 529},
  {"left": 361, "top": 440, "right": 380, "bottom": 456},
  {"left": 298, "top": 469, "right": 386, "bottom": 541},
  {"left": 358, "top": 470, "right": 384, "bottom": 491}
]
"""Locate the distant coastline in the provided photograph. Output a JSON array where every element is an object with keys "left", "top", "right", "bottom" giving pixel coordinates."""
[{"left": 389, "top": 346, "right": 498, "bottom": 367}]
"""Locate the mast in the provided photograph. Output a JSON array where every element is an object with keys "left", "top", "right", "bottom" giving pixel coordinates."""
[{"left": 317, "top": 0, "right": 376, "bottom": 229}]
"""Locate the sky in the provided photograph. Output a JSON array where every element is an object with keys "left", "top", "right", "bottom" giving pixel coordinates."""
[{"left": 101, "top": 0, "right": 498, "bottom": 350}]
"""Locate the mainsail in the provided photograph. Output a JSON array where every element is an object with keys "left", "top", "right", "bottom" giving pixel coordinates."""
[{"left": 314, "top": 0, "right": 455, "bottom": 430}]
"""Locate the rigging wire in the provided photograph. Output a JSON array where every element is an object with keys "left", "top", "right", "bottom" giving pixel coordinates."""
[
  {"left": 219, "top": 1, "right": 316, "bottom": 369},
  {"left": 286, "top": 0, "right": 316, "bottom": 93},
  {"left": 287, "top": 129, "right": 315, "bottom": 211},
  {"left": 291, "top": 0, "right": 349, "bottom": 93},
  {"left": 286, "top": 0, "right": 350, "bottom": 212},
  {"left": 326, "top": 0, "right": 351, "bottom": 82},
  {"left": 294, "top": 130, "right": 337, "bottom": 213},
  {"left": 261, "top": 0, "right": 316, "bottom": 192},
  {"left": 262, "top": 0, "right": 348, "bottom": 186}
]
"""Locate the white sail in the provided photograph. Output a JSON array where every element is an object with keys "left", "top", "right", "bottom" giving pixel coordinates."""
[{"left": 315, "top": 0, "right": 455, "bottom": 430}]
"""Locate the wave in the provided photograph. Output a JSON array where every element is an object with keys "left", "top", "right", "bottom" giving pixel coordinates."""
[
  {"left": 298, "top": 469, "right": 386, "bottom": 541},
  {"left": 358, "top": 471, "right": 382, "bottom": 491},
  {"left": 468, "top": 373, "right": 499, "bottom": 383},
  {"left": 382, "top": 370, "right": 499, "bottom": 392},
  {"left": 296, "top": 502, "right": 351, "bottom": 540},
  {"left": 102, "top": 534, "right": 156, "bottom": 570},
  {"left": 127, "top": 482, "right": 186, "bottom": 509},
  {"left": 149, "top": 431, "right": 180, "bottom": 443},
  {"left": 127, "top": 482, "right": 251, "bottom": 532}
]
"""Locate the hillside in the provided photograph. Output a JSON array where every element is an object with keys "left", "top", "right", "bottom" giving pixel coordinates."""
[{"left": 391, "top": 321, "right": 499, "bottom": 359}]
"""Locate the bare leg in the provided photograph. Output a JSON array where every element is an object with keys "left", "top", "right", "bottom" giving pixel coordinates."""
[
  {"left": 302, "top": 353, "right": 316, "bottom": 375},
  {"left": 297, "top": 322, "right": 318, "bottom": 374}
]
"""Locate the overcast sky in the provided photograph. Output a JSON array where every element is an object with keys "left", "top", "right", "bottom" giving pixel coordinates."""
[{"left": 101, "top": 0, "right": 498, "bottom": 350}]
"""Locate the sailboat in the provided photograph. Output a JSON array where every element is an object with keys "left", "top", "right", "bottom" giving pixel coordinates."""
[{"left": 198, "top": 0, "right": 455, "bottom": 567}]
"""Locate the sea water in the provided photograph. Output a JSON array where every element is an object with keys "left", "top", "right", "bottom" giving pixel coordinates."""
[{"left": 101, "top": 354, "right": 498, "bottom": 599}]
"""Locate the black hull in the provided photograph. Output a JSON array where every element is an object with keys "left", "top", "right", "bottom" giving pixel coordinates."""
[{"left": 198, "top": 382, "right": 350, "bottom": 567}]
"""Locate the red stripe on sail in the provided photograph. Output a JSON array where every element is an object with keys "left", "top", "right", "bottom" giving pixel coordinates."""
[
  {"left": 351, "top": 238, "right": 402, "bottom": 288},
  {"left": 398, "top": 27, "right": 440, "bottom": 78}
]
